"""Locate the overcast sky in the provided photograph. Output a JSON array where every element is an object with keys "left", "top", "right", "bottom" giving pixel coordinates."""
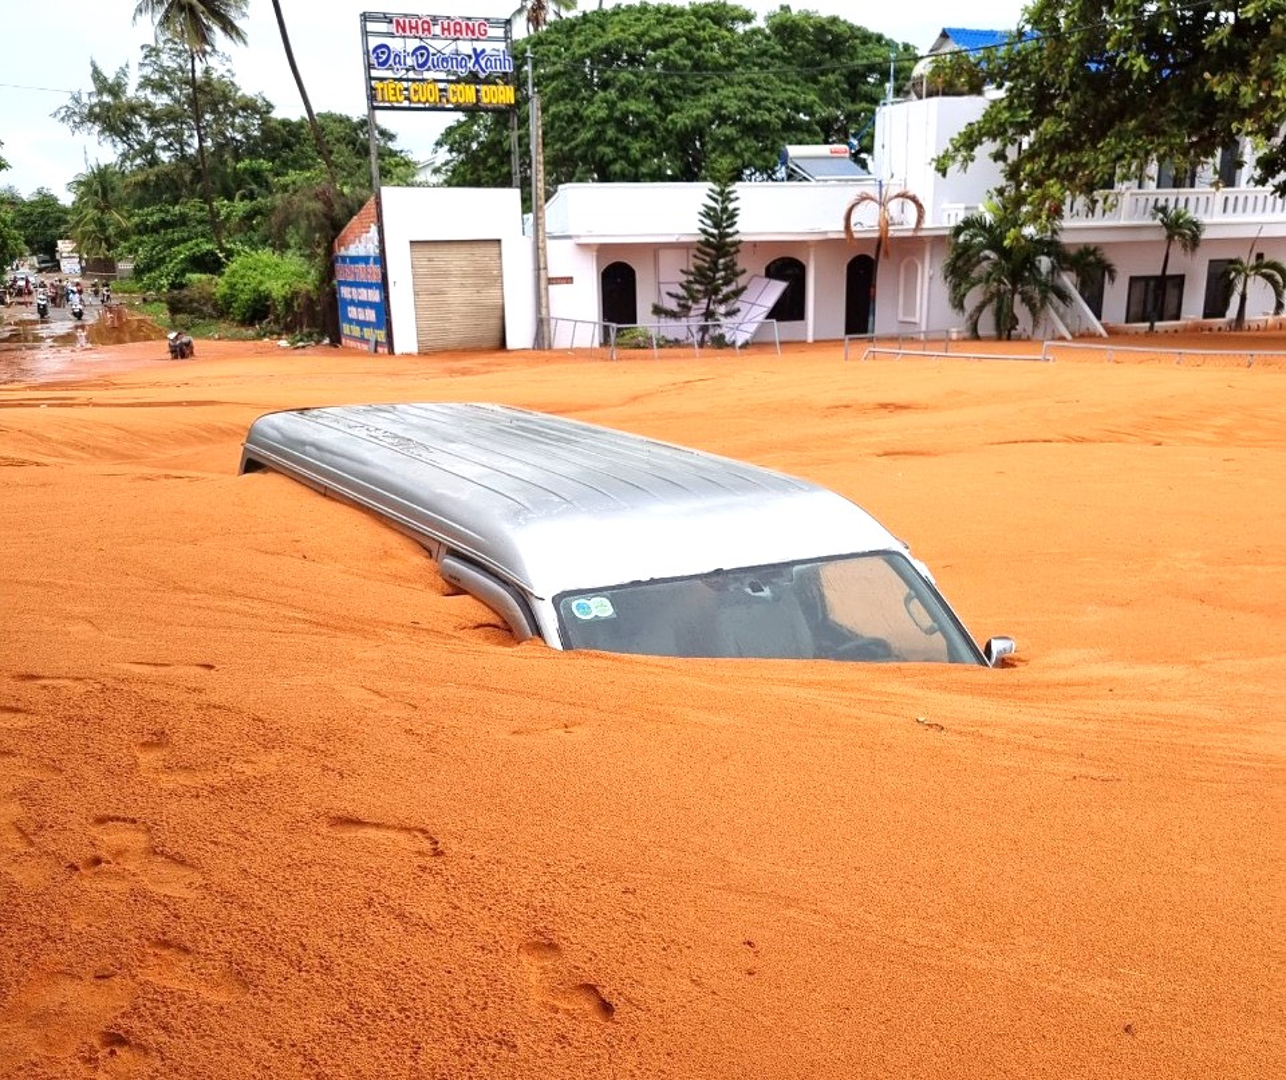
[{"left": 0, "top": 1, "right": 1028, "bottom": 199}]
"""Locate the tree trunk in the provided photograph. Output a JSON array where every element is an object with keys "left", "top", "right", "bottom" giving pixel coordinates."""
[
  {"left": 271, "top": 0, "right": 339, "bottom": 191},
  {"left": 1233, "top": 278, "right": 1249, "bottom": 330},
  {"left": 868, "top": 236, "right": 883, "bottom": 335},
  {"left": 188, "top": 49, "right": 223, "bottom": 252},
  {"left": 1149, "top": 241, "right": 1172, "bottom": 331}
]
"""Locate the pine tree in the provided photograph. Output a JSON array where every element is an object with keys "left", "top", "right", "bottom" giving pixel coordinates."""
[{"left": 653, "top": 179, "right": 747, "bottom": 346}]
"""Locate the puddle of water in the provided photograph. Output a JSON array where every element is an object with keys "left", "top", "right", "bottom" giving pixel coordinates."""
[{"left": 0, "top": 306, "right": 169, "bottom": 384}]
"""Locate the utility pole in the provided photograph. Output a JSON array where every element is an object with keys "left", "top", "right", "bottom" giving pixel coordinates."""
[{"left": 528, "top": 51, "right": 550, "bottom": 350}]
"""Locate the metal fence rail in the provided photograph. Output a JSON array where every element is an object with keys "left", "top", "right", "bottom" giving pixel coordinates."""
[
  {"left": 842, "top": 329, "right": 974, "bottom": 361},
  {"left": 1041, "top": 341, "right": 1286, "bottom": 367},
  {"left": 858, "top": 346, "right": 1049, "bottom": 363}
]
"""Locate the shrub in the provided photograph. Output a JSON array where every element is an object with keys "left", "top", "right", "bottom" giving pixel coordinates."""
[
  {"left": 216, "top": 250, "right": 316, "bottom": 329},
  {"left": 165, "top": 274, "right": 222, "bottom": 322},
  {"left": 614, "top": 327, "right": 657, "bottom": 349}
]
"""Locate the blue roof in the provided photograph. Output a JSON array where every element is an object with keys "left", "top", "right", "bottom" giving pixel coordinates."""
[{"left": 940, "top": 28, "right": 1012, "bottom": 52}]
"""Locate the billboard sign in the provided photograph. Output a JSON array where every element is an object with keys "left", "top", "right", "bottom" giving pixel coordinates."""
[{"left": 361, "top": 12, "right": 516, "bottom": 112}]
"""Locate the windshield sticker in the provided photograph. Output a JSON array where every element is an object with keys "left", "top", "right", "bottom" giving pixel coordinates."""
[{"left": 570, "top": 596, "right": 616, "bottom": 620}]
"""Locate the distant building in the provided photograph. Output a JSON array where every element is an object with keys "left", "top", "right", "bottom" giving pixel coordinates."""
[{"left": 338, "top": 29, "right": 1286, "bottom": 353}]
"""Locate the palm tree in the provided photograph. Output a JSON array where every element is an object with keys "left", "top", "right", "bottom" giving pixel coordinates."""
[
  {"left": 68, "top": 163, "right": 129, "bottom": 262},
  {"left": 513, "top": 0, "right": 578, "bottom": 33},
  {"left": 132, "top": 0, "right": 248, "bottom": 252},
  {"left": 1148, "top": 204, "right": 1204, "bottom": 331},
  {"left": 843, "top": 185, "right": 925, "bottom": 334},
  {"left": 942, "top": 197, "right": 1072, "bottom": 340},
  {"left": 1064, "top": 244, "right": 1117, "bottom": 315},
  {"left": 1225, "top": 257, "right": 1286, "bottom": 330},
  {"left": 269, "top": 1, "right": 337, "bottom": 191}
]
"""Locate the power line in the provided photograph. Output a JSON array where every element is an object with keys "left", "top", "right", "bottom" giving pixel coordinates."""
[{"left": 0, "top": 81, "right": 79, "bottom": 95}]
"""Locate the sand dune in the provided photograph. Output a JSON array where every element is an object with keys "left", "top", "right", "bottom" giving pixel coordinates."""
[{"left": 0, "top": 337, "right": 1282, "bottom": 1078}]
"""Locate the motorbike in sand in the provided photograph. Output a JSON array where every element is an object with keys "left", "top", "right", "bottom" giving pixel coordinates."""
[
  {"left": 70, "top": 295, "right": 84, "bottom": 321},
  {"left": 35, "top": 291, "right": 49, "bottom": 320},
  {"left": 167, "top": 331, "right": 195, "bottom": 359}
]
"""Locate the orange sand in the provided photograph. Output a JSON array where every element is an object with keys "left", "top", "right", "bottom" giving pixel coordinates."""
[{"left": 0, "top": 337, "right": 1282, "bottom": 1078}]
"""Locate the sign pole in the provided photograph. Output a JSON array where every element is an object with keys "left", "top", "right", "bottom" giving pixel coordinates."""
[
  {"left": 361, "top": 14, "right": 393, "bottom": 354},
  {"left": 508, "top": 22, "right": 520, "bottom": 189},
  {"left": 528, "top": 51, "right": 550, "bottom": 350}
]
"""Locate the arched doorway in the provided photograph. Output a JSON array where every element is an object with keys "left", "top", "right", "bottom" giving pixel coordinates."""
[
  {"left": 845, "top": 255, "right": 875, "bottom": 335},
  {"left": 764, "top": 256, "right": 806, "bottom": 322},
  {"left": 601, "top": 261, "right": 638, "bottom": 328}
]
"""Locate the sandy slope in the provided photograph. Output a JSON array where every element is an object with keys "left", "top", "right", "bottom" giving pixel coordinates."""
[{"left": 0, "top": 338, "right": 1282, "bottom": 1078}]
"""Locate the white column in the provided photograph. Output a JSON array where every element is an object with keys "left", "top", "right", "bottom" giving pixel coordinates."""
[{"left": 806, "top": 242, "right": 817, "bottom": 343}]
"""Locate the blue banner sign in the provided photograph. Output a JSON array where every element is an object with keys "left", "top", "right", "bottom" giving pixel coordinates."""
[{"left": 335, "top": 254, "right": 387, "bottom": 352}]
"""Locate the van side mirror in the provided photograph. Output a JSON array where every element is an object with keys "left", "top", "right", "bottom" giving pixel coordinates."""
[{"left": 983, "top": 636, "right": 1016, "bottom": 667}]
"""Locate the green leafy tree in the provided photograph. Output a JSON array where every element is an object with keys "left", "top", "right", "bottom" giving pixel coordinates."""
[
  {"left": 0, "top": 170, "right": 22, "bottom": 267},
  {"left": 936, "top": 0, "right": 1286, "bottom": 219},
  {"left": 652, "top": 178, "right": 746, "bottom": 345},
  {"left": 843, "top": 187, "right": 925, "bottom": 333},
  {"left": 120, "top": 200, "right": 224, "bottom": 289},
  {"left": 11, "top": 189, "right": 72, "bottom": 261},
  {"left": 436, "top": 4, "right": 913, "bottom": 194},
  {"left": 132, "top": 0, "right": 249, "bottom": 249},
  {"left": 1225, "top": 256, "right": 1286, "bottom": 330},
  {"left": 942, "top": 195, "right": 1072, "bottom": 340},
  {"left": 1148, "top": 205, "right": 1203, "bottom": 330}
]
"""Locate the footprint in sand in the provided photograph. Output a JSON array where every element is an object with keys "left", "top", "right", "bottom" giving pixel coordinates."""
[
  {"left": 140, "top": 940, "right": 246, "bottom": 1003},
  {"left": 0, "top": 704, "right": 36, "bottom": 730},
  {"left": 133, "top": 733, "right": 282, "bottom": 788},
  {"left": 327, "top": 815, "right": 445, "bottom": 858},
  {"left": 77, "top": 816, "right": 202, "bottom": 899},
  {"left": 0, "top": 969, "right": 142, "bottom": 1075},
  {"left": 9, "top": 673, "right": 101, "bottom": 693},
  {"left": 517, "top": 938, "right": 615, "bottom": 1022},
  {"left": 0, "top": 798, "right": 59, "bottom": 889}
]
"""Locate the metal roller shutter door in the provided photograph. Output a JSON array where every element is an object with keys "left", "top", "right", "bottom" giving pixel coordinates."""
[{"left": 410, "top": 240, "right": 505, "bottom": 352}]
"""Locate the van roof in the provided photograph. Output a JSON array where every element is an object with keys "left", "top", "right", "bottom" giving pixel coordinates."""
[{"left": 240, "top": 402, "right": 902, "bottom": 597}]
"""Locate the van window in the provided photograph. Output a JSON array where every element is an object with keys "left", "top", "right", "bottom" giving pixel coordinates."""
[{"left": 556, "top": 553, "right": 978, "bottom": 663}]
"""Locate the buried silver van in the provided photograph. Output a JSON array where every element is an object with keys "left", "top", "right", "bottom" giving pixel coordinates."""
[{"left": 239, "top": 403, "right": 1014, "bottom": 666}]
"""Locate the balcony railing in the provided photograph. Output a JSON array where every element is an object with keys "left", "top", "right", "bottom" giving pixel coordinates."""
[
  {"left": 940, "top": 186, "right": 1283, "bottom": 231},
  {"left": 1065, "top": 186, "right": 1286, "bottom": 224}
]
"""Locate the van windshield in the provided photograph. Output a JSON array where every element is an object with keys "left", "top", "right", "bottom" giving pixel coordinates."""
[{"left": 555, "top": 553, "right": 981, "bottom": 664}]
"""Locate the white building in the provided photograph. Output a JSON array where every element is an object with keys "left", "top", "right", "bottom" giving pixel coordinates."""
[{"left": 354, "top": 67, "right": 1285, "bottom": 353}]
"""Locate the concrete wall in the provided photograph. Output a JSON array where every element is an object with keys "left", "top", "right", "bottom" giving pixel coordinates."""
[{"left": 379, "top": 186, "right": 534, "bottom": 353}]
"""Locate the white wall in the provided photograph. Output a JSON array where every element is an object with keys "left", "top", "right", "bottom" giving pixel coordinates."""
[
  {"left": 379, "top": 186, "right": 534, "bottom": 353},
  {"left": 545, "top": 239, "right": 601, "bottom": 347},
  {"left": 873, "top": 97, "right": 1007, "bottom": 222},
  {"left": 1092, "top": 236, "right": 1283, "bottom": 323},
  {"left": 545, "top": 180, "right": 883, "bottom": 240}
]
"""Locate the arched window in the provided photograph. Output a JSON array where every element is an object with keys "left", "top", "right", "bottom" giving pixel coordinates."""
[
  {"left": 765, "top": 257, "right": 806, "bottom": 322},
  {"left": 898, "top": 258, "right": 922, "bottom": 322}
]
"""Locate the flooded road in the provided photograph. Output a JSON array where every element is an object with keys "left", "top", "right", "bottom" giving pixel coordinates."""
[{"left": 0, "top": 301, "right": 167, "bottom": 384}]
